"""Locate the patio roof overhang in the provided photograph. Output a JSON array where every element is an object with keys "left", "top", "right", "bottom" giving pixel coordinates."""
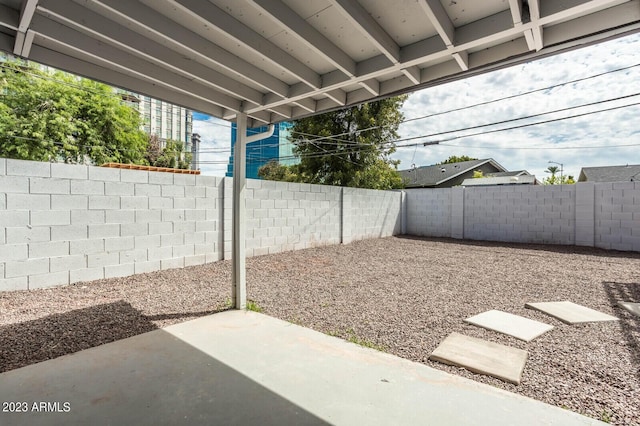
[
  {"left": 1, "top": 0, "right": 639, "bottom": 128},
  {"left": 1, "top": 0, "right": 639, "bottom": 308}
]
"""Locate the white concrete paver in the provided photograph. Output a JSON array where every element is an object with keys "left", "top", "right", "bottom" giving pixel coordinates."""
[
  {"left": 429, "top": 332, "right": 528, "bottom": 385},
  {"left": 525, "top": 301, "right": 618, "bottom": 324},
  {"left": 465, "top": 310, "right": 554, "bottom": 342}
]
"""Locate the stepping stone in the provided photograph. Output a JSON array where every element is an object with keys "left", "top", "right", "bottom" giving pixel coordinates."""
[
  {"left": 618, "top": 302, "right": 640, "bottom": 317},
  {"left": 429, "top": 332, "right": 527, "bottom": 385},
  {"left": 465, "top": 310, "right": 554, "bottom": 342},
  {"left": 525, "top": 301, "right": 618, "bottom": 324}
]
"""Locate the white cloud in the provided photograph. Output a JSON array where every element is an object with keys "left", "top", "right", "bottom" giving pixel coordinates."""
[
  {"left": 192, "top": 115, "right": 232, "bottom": 177},
  {"left": 394, "top": 32, "right": 640, "bottom": 180}
]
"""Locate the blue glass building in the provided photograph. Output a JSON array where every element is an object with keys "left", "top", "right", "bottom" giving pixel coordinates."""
[{"left": 226, "top": 122, "right": 296, "bottom": 178}]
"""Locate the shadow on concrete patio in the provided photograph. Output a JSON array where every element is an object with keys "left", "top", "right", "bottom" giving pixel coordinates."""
[
  {"left": 0, "top": 301, "right": 226, "bottom": 374},
  {"left": 603, "top": 281, "right": 640, "bottom": 380},
  {"left": 0, "top": 316, "right": 329, "bottom": 426}
]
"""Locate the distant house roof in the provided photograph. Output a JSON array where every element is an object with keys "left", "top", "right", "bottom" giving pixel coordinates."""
[
  {"left": 578, "top": 165, "right": 640, "bottom": 182},
  {"left": 399, "top": 159, "right": 508, "bottom": 188}
]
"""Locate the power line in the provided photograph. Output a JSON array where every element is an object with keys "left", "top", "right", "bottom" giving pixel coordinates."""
[
  {"left": 238, "top": 100, "right": 640, "bottom": 163},
  {"left": 278, "top": 62, "right": 640, "bottom": 145},
  {"left": 382, "top": 93, "right": 640, "bottom": 146},
  {"left": 395, "top": 102, "right": 640, "bottom": 149}
]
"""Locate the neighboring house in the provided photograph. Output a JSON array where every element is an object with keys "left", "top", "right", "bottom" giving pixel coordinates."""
[
  {"left": 578, "top": 164, "right": 640, "bottom": 182},
  {"left": 399, "top": 159, "right": 508, "bottom": 188}
]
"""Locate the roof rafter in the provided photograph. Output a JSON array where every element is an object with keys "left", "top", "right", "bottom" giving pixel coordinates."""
[
  {"left": 30, "top": 14, "right": 245, "bottom": 112},
  {"left": 250, "top": 0, "right": 356, "bottom": 77},
  {"left": 93, "top": 0, "right": 289, "bottom": 98},
  {"left": 28, "top": 42, "right": 227, "bottom": 118},
  {"left": 38, "top": 0, "right": 264, "bottom": 106},
  {"left": 528, "top": 0, "right": 544, "bottom": 51},
  {"left": 417, "top": 0, "right": 455, "bottom": 46},
  {"left": 13, "top": 0, "right": 38, "bottom": 55},
  {"left": 330, "top": 0, "right": 400, "bottom": 63},
  {"left": 172, "top": 0, "right": 322, "bottom": 89}
]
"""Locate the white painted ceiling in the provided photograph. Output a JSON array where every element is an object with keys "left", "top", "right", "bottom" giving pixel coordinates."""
[{"left": 1, "top": 0, "right": 639, "bottom": 126}]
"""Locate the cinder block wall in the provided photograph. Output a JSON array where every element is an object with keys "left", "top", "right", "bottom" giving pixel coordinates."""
[
  {"left": 405, "top": 182, "right": 640, "bottom": 251},
  {"left": 464, "top": 185, "right": 576, "bottom": 245},
  {"left": 342, "top": 187, "right": 402, "bottom": 243},
  {"left": 405, "top": 188, "right": 451, "bottom": 237},
  {"left": 0, "top": 159, "right": 223, "bottom": 291},
  {"left": 0, "top": 158, "right": 402, "bottom": 291},
  {"left": 240, "top": 179, "right": 343, "bottom": 257},
  {"left": 594, "top": 181, "right": 640, "bottom": 251}
]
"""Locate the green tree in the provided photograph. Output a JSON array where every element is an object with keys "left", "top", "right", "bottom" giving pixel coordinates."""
[
  {"left": 146, "top": 135, "right": 191, "bottom": 169},
  {"left": 438, "top": 155, "right": 478, "bottom": 164},
  {"left": 542, "top": 166, "right": 575, "bottom": 185},
  {"left": 0, "top": 60, "right": 148, "bottom": 165},
  {"left": 282, "top": 96, "right": 407, "bottom": 189},
  {"left": 258, "top": 160, "right": 301, "bottom": 182}
]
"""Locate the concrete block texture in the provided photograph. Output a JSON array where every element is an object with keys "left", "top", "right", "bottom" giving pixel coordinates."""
[
  {"left": 88, "top": 166, "right": 120, "bottom": 182},
  {"left": 0, "top": 244, "right": 28, "bottom": 262},
  {"left": 0, "top": 211, "right": 29, "bottom": 227},
  {"left": 7, "top": 193, "right": 50, "bottom": 210},
  {"left": 7, "top": 159, "right": 50, "bottom": 177},
  {"left": 30, "top": 178, "right": 70, "bottom": 195},
  {"left": 29, "top": 271, "right": 70, "bottom": 289},
  {"left": 51, "top": 163, "right": 88, "bottom": 180},
  {"left": 0, "top": 175, "right": 29, "bottom": 194},
  {"left": 0, "top": 276, "right": 28, "bottom": 291},
  {"left": 5, "top": 257, "right": 49, "bottom": 278},
  {"left": 3, "top": 157, "right": 639, "bottom": 292}
]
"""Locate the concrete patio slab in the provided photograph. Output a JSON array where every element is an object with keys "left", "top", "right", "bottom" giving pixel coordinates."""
[
  {"left": 429, "top": 332, "right": 528, "bottom": 385},
  {"left": 525, "top": 301, "right": 618, "bottom": 324},
  {"left": 0, "top": 311, "right": 605, "bottom": 425},
  {"left": 618, "top": 301, "right": 640, "bottom": 317},
  {"left": 465, "top": 310, "right": 554, "bottom": 342}
]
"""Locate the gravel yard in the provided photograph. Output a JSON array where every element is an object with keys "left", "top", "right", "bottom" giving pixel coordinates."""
[{"left": 1, "top": 236, "right": 639, "bottom": 425}]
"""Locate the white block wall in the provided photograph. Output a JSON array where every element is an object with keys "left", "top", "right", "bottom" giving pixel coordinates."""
[
  {"left": 0, "top": 158, "right": 223, "bottom": 291},
  {"left": 464, "top": 185, "right": 575, "bottom": 245},
  {"left": 594, "top": 181, "right": 640, "bottom": 251},
  {"left": 242, "top": 179, "right": 342, "bottom": 257},
  {"left": 0, "top": 159, "right": 403, "bottom": 291},
  {"left": 342, "top": 187, "right": 402, "bottom": 243},
  {"left": 405, "top": 188, "right": 451, "bottom": 237},
  {"left": 405, "top": 182, "right": 640, "bottom": 251},
  {"left": 4, "top": 157, "right": 638, "bottom": 292}
]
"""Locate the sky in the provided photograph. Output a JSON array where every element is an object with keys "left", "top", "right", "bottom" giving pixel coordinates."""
[{"left": 193, "top": 32, "right": 640, "bottom": 180}]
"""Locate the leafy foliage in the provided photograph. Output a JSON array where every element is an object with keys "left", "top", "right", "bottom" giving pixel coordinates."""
[
  {"left": 438, "top": 155, "right": 478, "bottom": 164},
  {"left": 262, "top": 96, "right": 407, "bottom": 189},
  {"left": 543, "top": 166, "right": 575, "bottom": 184},
  {"left": 257, "top": 160, "right": 301, "bottom": 182},
  {"left": 146, "top": 135, "right": 191, "bottom": 169},
  {"left": 0, "top": 60, "right": 148, "bottom": 165}
]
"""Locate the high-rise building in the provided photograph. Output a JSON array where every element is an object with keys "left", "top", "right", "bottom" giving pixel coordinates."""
[
  {"left": 117, "top": 89, "right": 193, "bottom": 156},
  {"left": 226, "top": 122, "right": 296, "bottom": 179},
  {"left": 118, "top": 89, "right": 197, "bottom": 169}
]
